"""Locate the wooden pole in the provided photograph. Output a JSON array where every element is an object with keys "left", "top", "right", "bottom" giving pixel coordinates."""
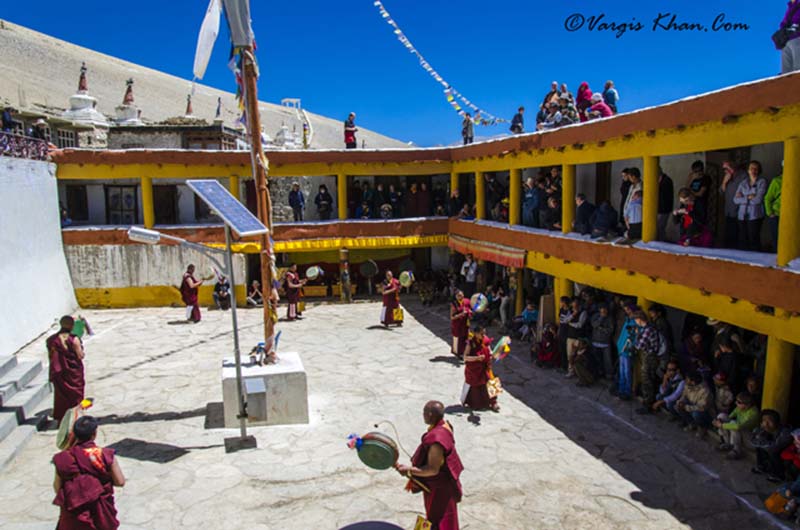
[{"left": 242, "top": 49, "right": 276, "bottom": 352}]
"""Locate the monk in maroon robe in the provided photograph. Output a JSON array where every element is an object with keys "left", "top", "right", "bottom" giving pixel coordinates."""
[
  {"left": 450, "top": 290, "right": 471, "bottom": 358},
  {"left": 461, "top": 326, "right": 499, "bottom": 412},
  {"left": 53, "top": 416, "right": 125, "bottom": 530},
  {"left": 396, "top": 400, "right": 463, "bottom": 530},
  {"left": 284, "top": 263, "right": 306, "bottom": 321},
  {"left": 380, "top": 270, "right": 401, "bottom": 326},
  {"left": 180, "top": 264, "right": 204, "bottom": 323},
  {"left": 47, "top": 316, "right": 85, "bottom": 422}
]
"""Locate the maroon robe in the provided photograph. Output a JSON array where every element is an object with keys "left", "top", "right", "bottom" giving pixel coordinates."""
[
  {"left": 410, "top": 420, "right": 463, "bottom": 530},
  {"left": 464, "top": 337, "right": 495, "bottom": 410},
  {"left": 180, "top": 272, "right": 201, "bottom": 322},
  {"left": 47, "top": 333, "right": 85, "bottom": 422},
  {"left": 53, "top": 441, "right": 119, "bottom": 530},
  {"left": 450, "top": 300, "right": 471, "bottom": 357},
  {"left": 285, "top": 271, "right": 302, "bottom": 320},
  {"left": 380, "top": 278, "right": 400, "bottom": 325}
]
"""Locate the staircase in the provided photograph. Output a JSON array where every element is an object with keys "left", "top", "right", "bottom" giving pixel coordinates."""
[{"left": 0, "top": 355, "right": 51, "bottom": 471}]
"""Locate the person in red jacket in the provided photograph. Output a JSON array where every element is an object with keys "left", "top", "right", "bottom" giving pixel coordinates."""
[{"left": 344, "top": 112, "right": 358, "bottom": 148}]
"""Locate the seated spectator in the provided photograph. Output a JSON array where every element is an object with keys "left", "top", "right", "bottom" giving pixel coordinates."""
[
  {"left": 355, "top": 201, "right": 372, "bottom": 219},
  {"left": 573, "top": 339, "right": 595, "bottom": 387},
  {"left": 590, "top": 303, "right": 615, "bottom": 379},
  {"left": 652, "top": 360, "right": 685, "bottom": 417},
  {"left": 712, "top": 372, "right": 735, "bottom": 416},
  {"left": 537, "top": 101, "right": 563, "bottom": 130},
  {"left": 573, "top": 194, "right": 596, "bottom": 235},
  {"left": 746, "top": 375, "right": 763, "bottom": 409},
  {"left": 782, "top": 430, "right": 800, "bottom": 481},
  {"left": 576, "top": 82, "right": 593, "bottom": 121},
  {"left": 379, "top": 203, "right": 393, "bottom": 219},
  {"left": 559, "top": 83, "right": 574, "bottom": 104},
  {"left": 541, "top": 196, "right": 562, "bottom": 231},
  {"left": 247, "top": 280, "right": 263, "bottom": 306},
  {"left": 535, "top": 104, "right": 547, "bottom": 126},
  {"left": 213, "top": 276, "right": 231, "bottom": 310},
  {"left": 456, "top": 203, "right": 474, "bottom": 220},
  {"left": 589, "top": 201, "right": 619, "bottom": 239},
  {"left": 536, "top": 322, "right": 559, "bottom": 368},
  {"left": 510, "top": 301, "right": 538, "bottom": 341},
  {"left": 585, "top": 92, "right": 613, "bottom": 120},
  {"left": 676, "top": 372, "right": 713, "bottom": 437},
  {"left": 673, "top": 187, "right": 712, "bottom": 247},
  {"left": 558, "top": 93, "right": 579, "bottom": 125},
  {"left": 713, "top": 392, "right": 759, "bottom": 460},
  {"left": 751, "top": 409, "right": 793, "bottom": 482},
  {"left": 624, "top": 190, "right": 643, "bottom": 240},
  {"left": 602, "top": 80, "right": 620, "bottom": 113}
]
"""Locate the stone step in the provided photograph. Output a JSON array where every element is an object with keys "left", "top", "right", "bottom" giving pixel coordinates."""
[
  {"left": 0, "top": 411, "right": 17, "bottom": 444},
  {"left": 0, "top": 424, "right": 35, "bottom": 472},
  {"left": 0, "top": 355, "right": 18, "bottom": 379},
  {"left": 1, "top": 373, "right": 51, "bottom": 425},
  {"left": 0, "top": 360, "right": 43, "bottom": 407}
]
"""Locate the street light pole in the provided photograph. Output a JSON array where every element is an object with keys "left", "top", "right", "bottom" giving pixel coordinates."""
[{"left": 224, "top": 225, "right": 248, "bottom": 442}]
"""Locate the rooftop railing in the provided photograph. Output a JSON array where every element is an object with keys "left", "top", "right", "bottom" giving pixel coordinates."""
[{"left": 0, "top": 131, "right": 48, "bottom": 161}]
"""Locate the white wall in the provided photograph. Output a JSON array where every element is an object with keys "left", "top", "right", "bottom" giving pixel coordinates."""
[{"left": 0, "top": 158, "right": 77, "bottom": 355}]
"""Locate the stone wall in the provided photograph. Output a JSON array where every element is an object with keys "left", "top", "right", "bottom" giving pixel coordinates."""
[
  {"left": 266, "top": 175, "right": 338, "bottom": 223},
  {"left": 107, "top": 131, "right": 182, "bottom": 149}
]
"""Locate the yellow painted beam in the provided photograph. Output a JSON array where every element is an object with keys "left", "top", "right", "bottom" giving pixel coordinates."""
[
  {"left": 509, "top": 168, "right": 522, "bottom": 226},
  {"left": 642, "top": 155, "right": 659, "bottom": 242},
  {"left": 57, "top": 163, "right": 250, "bottom": 180},
  {"left": 452, "top": 104, "right": 800, "bottom": 173},
  {"left": 525, "top": 251, "right": 800, "bottom": 345},
  {"left": 228, "top": 175, "right": 241, "bottom": 201},
  {"left": 777, "top": 137, "right": 800, "bottom": 266},
  {"left": 206, "top": 234, "right": 449, "bottom": 254},
  {"left": 270, "top": 161, "right": 451, "bottom": 177},
  {"left": 475, "top": 171, "right": 486, "bottom": 220},
  {"left": 75, "top": 285, "right": 247, "bottom": 309},
  {"left": 763, "top": 326, "right": 795, "bottom": 419},
  {"left": 450, "top": 170, "right": 459, "bottom": 194},
  {"left": 140, "top": 176, "right": 154, "bottom": 228},
  {"left": 337, "top": 173, "right": 348, "bottom": 220},
  {"left": 561, "top": 164, "right": 575, "bottom": 234}
]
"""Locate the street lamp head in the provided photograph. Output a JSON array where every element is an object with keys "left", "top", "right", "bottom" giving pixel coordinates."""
[{"left": 127, "top": 226, "right": 161, "bottom": 245}]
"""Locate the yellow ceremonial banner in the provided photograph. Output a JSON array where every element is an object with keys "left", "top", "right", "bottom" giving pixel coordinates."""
[{"left": 413, "top": 515, "right": 432, "bottom": 530}]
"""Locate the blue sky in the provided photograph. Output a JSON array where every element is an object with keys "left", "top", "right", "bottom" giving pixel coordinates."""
[{"left": 2, "top": 1, "right": 785, "bottom": 146}]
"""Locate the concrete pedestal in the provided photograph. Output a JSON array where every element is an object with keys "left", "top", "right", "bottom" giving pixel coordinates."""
[{"left": 221, "top": 351, "right": 309, "bottom": 428}]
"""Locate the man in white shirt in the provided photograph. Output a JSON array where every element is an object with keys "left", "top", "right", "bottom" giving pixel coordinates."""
[{"left": 460, "top": 254, "right": 478, "bottom": 297}]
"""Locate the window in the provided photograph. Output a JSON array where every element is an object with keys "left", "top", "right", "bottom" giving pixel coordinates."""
[
  {"left": 194, "top": 193, "right": 221, "bottom": 223},
  {"left": 56, "top": 129, "right": 76, "bottom": 148},
  {"left": 105, "top": 185, "right": 138, "bottom": 225},
  {"left": 153, "top": 185, "right": 178, "bottom": 225},
  {"left": 65, "top": 185, "right": 88, "bottom": 221}
]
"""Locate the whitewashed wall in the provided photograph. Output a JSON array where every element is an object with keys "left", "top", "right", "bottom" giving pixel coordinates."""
[{"left": 0, "top": 158, "right": 77, "bottom": 355}]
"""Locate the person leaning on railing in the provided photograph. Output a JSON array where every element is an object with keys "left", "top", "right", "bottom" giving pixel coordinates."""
[{"left": 776, "top": 0, "right": 800, "bottom": 73}]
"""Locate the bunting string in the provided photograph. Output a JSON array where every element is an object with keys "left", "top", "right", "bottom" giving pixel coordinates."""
[{"left": 373, "top": 0, "right": 506, "bottom": 125}]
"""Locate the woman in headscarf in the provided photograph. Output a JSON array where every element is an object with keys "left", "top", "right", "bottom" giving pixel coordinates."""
[{"left": 576, "top": 82, "right": 593, "bottom": 122}]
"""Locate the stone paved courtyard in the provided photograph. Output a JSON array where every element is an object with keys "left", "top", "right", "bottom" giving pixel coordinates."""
[{"left": 0, "top": 299, "right": 787, "bottom": 530}]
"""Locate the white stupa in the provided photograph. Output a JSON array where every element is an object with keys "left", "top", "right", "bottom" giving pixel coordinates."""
[
  {"left": 62, "top": 62, "right": 109, "bottom": 127},
  {"left": 115, "top": 78, "right": 142, "bottom": 125}
]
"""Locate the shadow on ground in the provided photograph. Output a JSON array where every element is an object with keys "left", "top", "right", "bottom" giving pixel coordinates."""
[
  {"left": 404, "top": 299, "right": 775, "bottom": 530},
  {"left": 107, "top": 438, "right": 222, "bottom": 463}
]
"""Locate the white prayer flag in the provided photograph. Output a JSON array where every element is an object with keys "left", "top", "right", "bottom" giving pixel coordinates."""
[{"left": 193, "top": 0, "right": 222, "bottom": 80}]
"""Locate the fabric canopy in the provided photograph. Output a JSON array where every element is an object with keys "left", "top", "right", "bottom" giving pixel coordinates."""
[{"left": 448, "top": 235, "right": 525, "bottom": 267}]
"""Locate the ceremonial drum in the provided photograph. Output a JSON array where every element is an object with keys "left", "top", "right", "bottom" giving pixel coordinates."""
[
  {"left": 399, "top": 271, "right": 415, "bottom": 288},
  {"left": 359, "top": 259, "right": 379, "bottom": 278},
  {"left": 306, "top": 266, "right": 322, "bottom": 281},
  {"left": 357, "top": 432, "right": 400, "bottom": 470},
  {"left": 470, "top": 293, "right": 489, "bottom": 313}
]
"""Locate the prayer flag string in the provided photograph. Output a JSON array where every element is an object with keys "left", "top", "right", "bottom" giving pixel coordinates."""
[{"left": 372, "top": 1, "right": 506, "bottom": 125}]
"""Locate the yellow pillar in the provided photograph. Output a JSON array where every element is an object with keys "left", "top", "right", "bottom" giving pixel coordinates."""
[
  {"left": 777, "top": 137, "right": 800, "bottom": 266},
  {"left": 554, "top": 277, "right": 574, "bottom": 315},
  {"left": 515, "top": 267, "right": 525, "bottom": 314},
  {"left": 763, "top": 323, "right": 795, "bottom": 419},
  {"left": 140, "top": 176, "right": 154, "bottom": 228},
  {"left": 337, "top": 173, "right": 348, "bottom": 220},
  {"left": 642, "top": 156, "right": 659, "bottom": 242},
  {"left": 475, "top": 171, "right": 486, "bottom": 220},
  {"left": 228, "top": 175, "right": 241, "bottom": 202},
  {"left": 561, "top": 164, "right": 575, "bottom": 234},
  {"left": 450, "top": 171, "right": 459, "bottom": 194},
  {"left": 509, "top": 168, "right": 522, "bottom": 226}
]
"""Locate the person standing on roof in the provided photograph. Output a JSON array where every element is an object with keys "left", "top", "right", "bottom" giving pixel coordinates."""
[{"left": 344, "top": 112, "right": 358, "bottom": 149}]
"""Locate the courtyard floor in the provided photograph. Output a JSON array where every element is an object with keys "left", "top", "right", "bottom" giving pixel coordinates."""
[{"left": 0, "top": 299, "right": 786, "bottom": 530}]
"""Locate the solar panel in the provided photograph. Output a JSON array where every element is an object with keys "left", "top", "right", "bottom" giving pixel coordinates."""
[{"left": 187, "top": 179, "right": 268, "bottom": 237}]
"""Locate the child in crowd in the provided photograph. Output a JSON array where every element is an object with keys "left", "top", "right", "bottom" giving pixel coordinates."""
[
  {"left": 535, "top": 323, "right": 559, "bottom": 368},
  {"left": 713, "top": 392, "right": 760, "bottom": 460},
  {"left": 673, "top": 187, "right": 712, "bottom": 247},
  {"left": 511, "top": 301, "right": 538, "bottom": 341},
  {"left": 713, "top": 372, "right": 735, "bottom": 416}
]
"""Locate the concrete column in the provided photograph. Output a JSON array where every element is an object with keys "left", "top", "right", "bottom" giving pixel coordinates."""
[
  {"left": 561, "top": 164, "right": 575, "bottom": 234},
  {"left": 509, "top": 168, "right": 522, "bottom": 226},
  {"left": 141, "top": 176, "right": 154, "bottom": 228},
  {"left": 450, "top": 170, "right": 459, "bottom": 194},
  {"left": 337, "top": 173, "right": 348, "bottom": 220},
  {"left": 228, "top": 175, "right": 241, "bottom": 202},
  {"left": 475, "top": 171, "right": 486, "bottom": 220},
  {"left": 763, "top": 327, "right": 795, "bottom": 419},
  {"left": 777, "top": 137, "right": 800, "bottom": 266},
  {"left": 515, "top": 267, "right": 525, "bottom": 314},
  {"left": 642, "top": 155, "right": 659, "bottom": 242}
]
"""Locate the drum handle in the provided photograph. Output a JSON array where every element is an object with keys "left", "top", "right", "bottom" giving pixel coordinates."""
[{"left": 374, "top": 420, "right": 412, "bottom": 459}]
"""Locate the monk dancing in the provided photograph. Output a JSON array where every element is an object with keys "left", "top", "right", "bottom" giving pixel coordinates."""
[
  {"left": 180, "top": 264, "right": 206, "bottom": 323},
  {"left": 450, "top": 290, "right": 471, "bottom": 359},
  {"left": 461, "top": 325, "right": 500, "bottom": 412},
  {"left": 395, "top": 401, "right": 463, "bottom": 530},
  {"left": 53, "top": 416, "right": 125, "bottom": 530},
  {"left": 380, "top": 270, "right": 401, "bottom": 327},
  {"left": 47, "top": 316, "right": 85, "bottom": 422},
  {"left": 285, "top": 263, "right": 307, "bottom": 321}
]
